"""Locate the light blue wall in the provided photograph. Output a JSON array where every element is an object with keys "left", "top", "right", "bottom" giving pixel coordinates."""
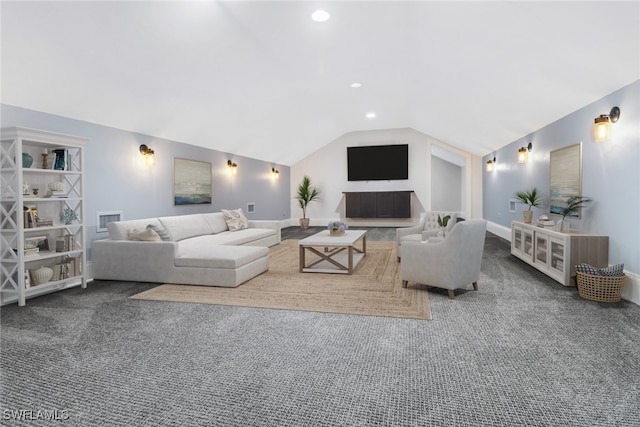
[
  {"left": 482, "top": 80, "right": 640, "bottom": 274},
  {"left": 1, "top": 104, "right": 291, "bottom": 259}
]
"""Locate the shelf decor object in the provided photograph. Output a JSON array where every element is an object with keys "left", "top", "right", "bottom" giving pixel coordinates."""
[
  {"left": 32, "top": 266, "right": 53, "bottom": 285},
  {"left": 1, "top": 127, "right": 88, "bottom": 306},
  {"left": 22, "top": 152, "right": 33, "bottom": 168},
  {"left": 59, "top": 207, "right": 78, "bottom": 225}
]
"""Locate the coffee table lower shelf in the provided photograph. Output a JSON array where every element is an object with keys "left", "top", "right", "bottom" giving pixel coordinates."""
[{"left": 300, "top": 249, "right": 365, "bottom": 274}]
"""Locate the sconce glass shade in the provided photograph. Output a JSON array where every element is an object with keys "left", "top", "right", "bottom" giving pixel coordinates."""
[
  {"left": 593, "top": 107, "right": 620, "bottom": 142},
  {"left": 271, "top": 167, "right": 280, "bottom": 178},
  {"left": 517, "top": 147, "right": 528, "bottom": 163},
  {"left": 139, "top": 144, "right": 155, "bottom": 166},
  {"left": 486, "top": 157, "right": 495, "bottom": 172},
  {"left": 486, "top": 160, "right": 494, "bottom": 172},
  {"left": 227, "top": 160, "right": 237, "bottom": 174},
  {"left": 593, "top": 115, "right": 611, "bottom": 142}
]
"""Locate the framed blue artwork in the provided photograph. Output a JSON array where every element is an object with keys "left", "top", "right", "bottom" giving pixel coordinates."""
[{"left": 173, "top": 158, "right": 212, "bottom": 205}]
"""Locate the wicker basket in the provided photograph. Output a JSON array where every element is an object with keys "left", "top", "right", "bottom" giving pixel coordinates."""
[{"left": 576, "top": 271, "right": 625, "bottom": 302}]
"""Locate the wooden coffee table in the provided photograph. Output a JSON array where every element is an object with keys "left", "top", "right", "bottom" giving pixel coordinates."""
[{"left": 298, "top": 230, "right": 367, "bottom": 274}]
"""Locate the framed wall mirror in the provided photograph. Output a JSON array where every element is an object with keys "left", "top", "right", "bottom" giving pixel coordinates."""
[{"left": 549, "top": 143, "right": 582, "bottom": 218}]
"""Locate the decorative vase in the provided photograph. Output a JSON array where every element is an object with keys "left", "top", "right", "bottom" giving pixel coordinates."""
[
  {"left": 330, "top": 230, "right": 345, "bottom": 236},
  {"left": 300, "top": 218, "right": 310, "bottom": 230},
  {"left": 22, "top": 153, "right": 33, "bottom": 168},
  {"left": 556, "top": 218, "right": 570, "bottom": 232},
  {"left": 522, "top": 211, "right": 533, "bottom": 224},
  {"left": 33, "top": 266, "right": 53, "bottom": 285}
]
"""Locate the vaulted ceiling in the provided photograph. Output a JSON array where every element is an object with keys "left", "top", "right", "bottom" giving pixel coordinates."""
[{"left": 2, "top": 1, "right": 638, "bottom": 165}]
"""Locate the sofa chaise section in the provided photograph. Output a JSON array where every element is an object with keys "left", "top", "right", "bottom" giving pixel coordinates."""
[{"left": 91, "top": 212, "right": 280, "bottom": 287}]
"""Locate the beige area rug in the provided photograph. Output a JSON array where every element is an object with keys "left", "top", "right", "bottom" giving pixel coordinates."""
[{"left": 130, "top": 240, "right": 431, "bottom": 320}]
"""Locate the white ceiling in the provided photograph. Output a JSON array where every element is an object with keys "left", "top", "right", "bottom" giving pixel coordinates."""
[{"left": 2, "top": 1, "right": 639, "bottom": 165}]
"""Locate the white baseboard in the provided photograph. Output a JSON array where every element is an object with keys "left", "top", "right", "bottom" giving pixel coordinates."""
[
  {"left": 622, "top": 271, "right": 640, "bottom": 306},
  {"left": 487, "top": 221, "right": 511, "bottom": 241}
]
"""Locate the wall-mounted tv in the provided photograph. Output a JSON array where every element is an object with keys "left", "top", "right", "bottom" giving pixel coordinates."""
[{"left": 347, "top": 144, "right": 409, "bottom": 181}]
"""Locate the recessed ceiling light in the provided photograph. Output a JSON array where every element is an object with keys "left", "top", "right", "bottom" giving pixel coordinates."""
[
  {"left": 311, "top": 9, "right": 330, "bottom": 22},
  {"left": 350, "top": 82, "right": 362, "bottom": 88},
  {"left": 366, "top": 112, "right": 376, "bottom": 119}
]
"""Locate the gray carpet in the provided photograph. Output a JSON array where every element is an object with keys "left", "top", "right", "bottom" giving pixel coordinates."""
[{"left": 1, "top": 229, "right": 639, "bottom": 426}]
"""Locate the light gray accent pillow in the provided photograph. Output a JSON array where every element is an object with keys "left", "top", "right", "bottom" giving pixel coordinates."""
[
  {"left": 128, "top": 228, "right": 161, "bottom": 241},
  {"left": 146, "top": 224, "right": 172, "bottom": 241},
  {"left": 221, "top": 208, "right": 249, "bottom": 232}
]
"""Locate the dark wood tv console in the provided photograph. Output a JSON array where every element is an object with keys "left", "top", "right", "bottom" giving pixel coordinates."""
[{"left": 344, "top": 191, "right": 412, "bottom": 219}]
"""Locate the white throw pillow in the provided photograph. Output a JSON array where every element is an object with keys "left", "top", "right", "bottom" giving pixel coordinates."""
[{"left": 221, "top": 208, "right": 249, "bottom": 232}]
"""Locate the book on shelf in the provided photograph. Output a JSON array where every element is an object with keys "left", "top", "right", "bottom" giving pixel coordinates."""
[
  {"left": 47, "top": 191, "right": 68, "bottom": 198},
  {"left": 23, "top": 208, "right": 36, "bottom": 228},
  {"left": 537, "top": 220, "right": 556, "bottom": 228},
  {"left": 36, "top": 218, "right": 54, "bottom": 227},
  {"left": 24, "top": 246, "right": 39, "bottom": 256},
  {"left": 50, "top": 257, "right": 80, "bottom": 281},
  {"left": 55, "top": 234, "right": 76, "bottom": 252},
  {"left": 25, "top": 236, "right": 49, "bottom": 251}
]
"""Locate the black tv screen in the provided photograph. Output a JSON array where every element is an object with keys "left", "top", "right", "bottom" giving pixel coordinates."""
[{"left": 347, "top": 144, "right": 409, "bottom": 181}]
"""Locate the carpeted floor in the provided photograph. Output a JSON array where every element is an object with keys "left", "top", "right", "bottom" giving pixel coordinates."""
[
  {"left": 131, "top": 240, "right": 431, "bottom": 320},
  {"left": 1, "top": 230, "right": 639, "bottom": 426}
]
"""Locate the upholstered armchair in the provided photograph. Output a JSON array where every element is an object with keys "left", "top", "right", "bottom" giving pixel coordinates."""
[
  {"left": 396, "top": 211, "right": 458, "bottom": 261},
  {"left": 400, "top": 219, "right": 487, "bottom": 299}
]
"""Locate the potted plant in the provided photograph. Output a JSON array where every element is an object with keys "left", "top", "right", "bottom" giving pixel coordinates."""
[
  {"left": 557, "top": 196, "right": 591, "bottom": 232},
  {"left": 515, "top": 187, "right": 544, "bottom": 224},
  {"left": 437, "top": 214, "right": 451, "bottom": 237},
  {"left": 295, "top": 175, "right": 320, "bottom": 229}
]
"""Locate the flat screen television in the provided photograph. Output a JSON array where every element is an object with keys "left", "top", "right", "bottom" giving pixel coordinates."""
[{"left": 347, "top": 144, "right": 409, "bottom": 181}]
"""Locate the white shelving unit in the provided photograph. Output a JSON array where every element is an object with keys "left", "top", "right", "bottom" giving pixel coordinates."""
[
  {"left": 1, "top": 127, "right": 88, "bottom": 306},
  {"left": 511, "top": 221, "right": 608, "bottom": 286}
]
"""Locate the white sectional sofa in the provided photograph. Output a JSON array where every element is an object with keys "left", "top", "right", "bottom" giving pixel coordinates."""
[{"left": 91, "top": 212, "right": 280, "bottom": 287}]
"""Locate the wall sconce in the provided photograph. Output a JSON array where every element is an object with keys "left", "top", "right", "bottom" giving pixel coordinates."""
[
  {"left": 227, "top": 160, "right": 237, "bottom": 174},
  {"left": 517, "top": 142, "right": 532, "bottom": 163},
  {"left": 139, "top": 144, "right": 155, "bottom": 166},
  {"left": 593, "top": 106, "right": 620, "bottom": 142},
  {"left": 271, "top": 167, "right": 280, "bottom": 178},
  {"left": 486, "top": 157, "right": 496, "bottom": 172}
]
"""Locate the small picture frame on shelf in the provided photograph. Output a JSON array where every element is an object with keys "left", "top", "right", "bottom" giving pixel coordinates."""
[{"left": 52, "top": 149, "right": 66, "bottom": 171}]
